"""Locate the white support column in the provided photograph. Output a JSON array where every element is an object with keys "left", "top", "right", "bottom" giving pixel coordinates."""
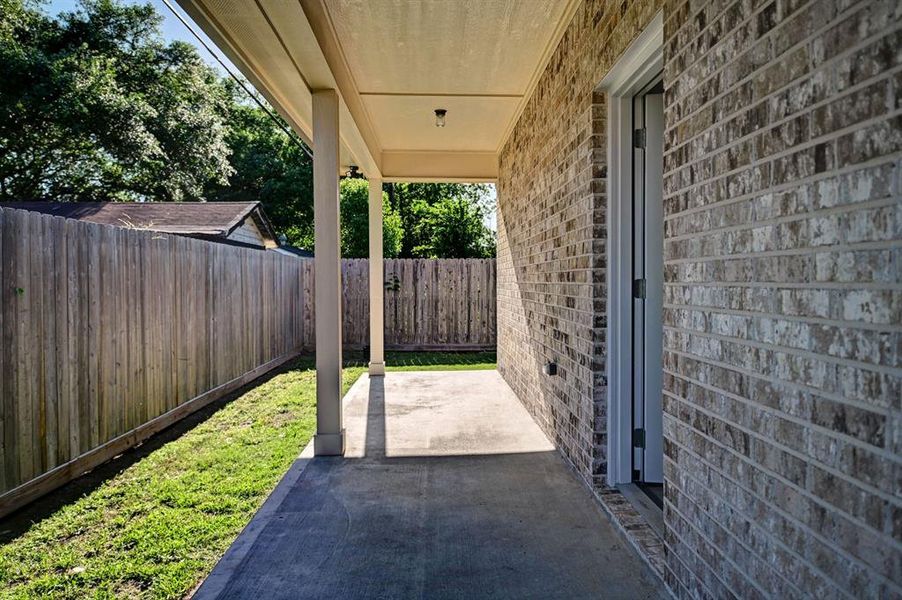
[
  {"left": 312, "top": 89, "right": 344, "bottom": 456},
  {"left": 368, "top": 178, "right": 385, "bottom": 376}
]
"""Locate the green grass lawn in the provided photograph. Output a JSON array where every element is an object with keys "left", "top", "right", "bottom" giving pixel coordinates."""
[
  {"left": 345, "top": 350, "right": 497, "bottom": 371},
  {"left": 0, "top": 351, "right": 495, "bottom": 599}
]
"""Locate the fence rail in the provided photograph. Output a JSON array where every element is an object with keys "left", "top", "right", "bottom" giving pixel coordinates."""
[{"left": 0, "top": 207, "right": 496, "bottom": 515}]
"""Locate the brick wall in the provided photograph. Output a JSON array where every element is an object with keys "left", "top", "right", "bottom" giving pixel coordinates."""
[
  {"left": 497, "top": 0, "right": 663, "bottom": 484},
  {"left": 497, "top": 0, "right": 901, "bottom": 597},
  {"left": 661, "top": 0, "right": 900, "bottom": 596}
]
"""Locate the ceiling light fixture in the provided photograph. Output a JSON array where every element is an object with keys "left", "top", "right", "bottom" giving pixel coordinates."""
[{"left": 434, "top": 108, "right": 447, "bottom": 128}]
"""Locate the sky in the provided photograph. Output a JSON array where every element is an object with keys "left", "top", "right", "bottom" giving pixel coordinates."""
[
  {"left": 44, "top": 0, "right": 240, "bottom": 75},
  {"left": 42, "top": 0, "right": 498, "bottom": 231}
]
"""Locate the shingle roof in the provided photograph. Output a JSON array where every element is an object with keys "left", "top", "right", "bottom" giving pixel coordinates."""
[
  {"left": 1, "top": 201, "right": 253, "bottom": 233},
  {"left": 0, "top": 202, "right": 278, "bottom": 247},
  {"left": 274, "top": 244, "right": 314, "bottom": 258}
]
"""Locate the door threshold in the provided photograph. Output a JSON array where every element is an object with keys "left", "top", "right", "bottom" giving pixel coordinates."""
[
  {"left": 616, "top": 482, "right": 665, "bottom": 538},
  {"left": 637, "top": 481, "right": 664, "bottom": 509}
]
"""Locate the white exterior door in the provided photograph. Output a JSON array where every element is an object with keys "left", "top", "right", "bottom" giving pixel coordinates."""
[{"left": 632, "top": 80, "right": 664, "bottom": 484}]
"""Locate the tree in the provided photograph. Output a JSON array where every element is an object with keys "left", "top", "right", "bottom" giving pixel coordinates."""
[
  {"left": 0, "top": 0, "right": 233, "bottom": 201},
  {"left": 204, "top": 85, "right": 315, "bottom": 248},
  {"left": 339, "top": 178, "right": 402, "bottom": 258},
  {"left": 410, "top": 196, "right": 495, "bottom": 258},
  {"left": 388, "top": 183, "right": 493, "bottom": 257}
]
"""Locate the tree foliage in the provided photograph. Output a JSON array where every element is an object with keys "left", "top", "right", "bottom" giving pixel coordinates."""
[
  {"left": 0, "top": 0, "right": 233, "bottom": 201},
  {"left": 388, "top": 183, "right": 494, "bottom": 257},
  {"left": 410, "top": 196, "right": 495, "bottom": 258},
  {"left": 338, "top": 178, "right": 402, "bottom": 258},
  {"left": 203, "top": 86, "right": 315, "bottom": 248}
]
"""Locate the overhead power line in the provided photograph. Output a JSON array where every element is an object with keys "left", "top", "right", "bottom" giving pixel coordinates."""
[{"left": 159, "top": 0, "right": 313, "bottom": 159}]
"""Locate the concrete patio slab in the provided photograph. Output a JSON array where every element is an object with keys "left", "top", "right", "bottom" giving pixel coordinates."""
[
  {"left": 342, "top": 370, "right": 556, "bottom": 458},
  {"left": 195, "top": 371, "right": 665, "bottom": 600}
]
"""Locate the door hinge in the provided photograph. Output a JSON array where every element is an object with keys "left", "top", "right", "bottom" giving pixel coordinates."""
[
  {"left": 632, "top": 278, "right": 646, "bottom": 299},
  {"left": 633, "top": 428, "right": 646, "bottom": 449},
  {"left": 633, "top": 127, "right": 646, "bottom": 149}
]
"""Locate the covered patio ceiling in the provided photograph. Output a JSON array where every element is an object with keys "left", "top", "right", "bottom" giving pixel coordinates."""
[{"left": 176, "top": 0, "right": 580, "bottom": 181}]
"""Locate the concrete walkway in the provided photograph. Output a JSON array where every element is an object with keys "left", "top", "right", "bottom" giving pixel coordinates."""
[{"left": 195, "top": 371, "right": 664, "bottom": 599}]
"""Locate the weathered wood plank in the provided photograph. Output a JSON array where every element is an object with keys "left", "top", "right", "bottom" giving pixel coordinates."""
[
  {"left": 1, "top": 209, "right": 20, "bottom": 487},
  {"left": 16, "top": 210, "right": 35, "bottom": 481},
  {"left": 0, "top": 209, "right": 7, "bottom": 491}
]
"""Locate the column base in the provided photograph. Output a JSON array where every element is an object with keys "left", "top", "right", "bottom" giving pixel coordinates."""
[
  {"left": 313, "top": 430, "right": 345, "bottom": 456},
  {"left": 368, "top": 361, "right": 385, "bottom": 376}
]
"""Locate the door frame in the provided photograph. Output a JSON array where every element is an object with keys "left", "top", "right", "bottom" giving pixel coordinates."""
[{"left": 598, "top": 12, "right": 663, "bottom": 486}]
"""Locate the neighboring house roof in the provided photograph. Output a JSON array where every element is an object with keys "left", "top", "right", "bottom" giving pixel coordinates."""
[
  {"left": 0, "top": 201, "right": 279, "bottom": 249},
  {"left": 273, "top": 245, "right": 314, "bottom": 258}
]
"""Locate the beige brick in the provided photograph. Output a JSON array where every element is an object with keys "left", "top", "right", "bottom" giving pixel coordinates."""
[{"left": 498, "top": 0, "right": 901, "bottom": 597}]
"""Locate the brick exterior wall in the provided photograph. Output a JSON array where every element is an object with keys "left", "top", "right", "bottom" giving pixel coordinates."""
[
  {"left": 497, "top": 0, "right": 664, "bottom": 484},
  {"left": 497, "top": 0, "right": 901, "bottom": 597},
  {"left": 661, "top": 0, "right": 901, "bottom": 596}
]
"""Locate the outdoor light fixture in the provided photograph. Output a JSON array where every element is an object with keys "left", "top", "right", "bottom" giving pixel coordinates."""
[{"left": 434, "top": 108, "right": 447, "bottom": 128}]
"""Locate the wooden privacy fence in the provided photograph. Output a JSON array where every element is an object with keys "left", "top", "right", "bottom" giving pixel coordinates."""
[
  {"left": 338, "top": 258, "right": 496, "bottom": 350},
  {"left": 0, "top": 207, "right": 308, "bottom": 516},
  {"left": 0, "top": 206, "right": 496, "bottom": 516}
]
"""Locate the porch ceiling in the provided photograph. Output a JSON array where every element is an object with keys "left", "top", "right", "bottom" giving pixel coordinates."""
[{"left": 175, "top": 0, "right": 580, "bottom": 181}]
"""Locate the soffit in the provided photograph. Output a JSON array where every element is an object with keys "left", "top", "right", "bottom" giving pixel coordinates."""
[
  {"left": 321, "top": 0, "right": 576, "bottom": 155},
  {"left": 178, "top": 0, "right": 580, "bottom": 181}
]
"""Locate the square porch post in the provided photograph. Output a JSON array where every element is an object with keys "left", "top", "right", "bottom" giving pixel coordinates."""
[
  {"left": 312, "top": 89, "right": 344, "bottom": 456},
  {"left": 368, "top": 178, "right": 385, "bottom": 376}
]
